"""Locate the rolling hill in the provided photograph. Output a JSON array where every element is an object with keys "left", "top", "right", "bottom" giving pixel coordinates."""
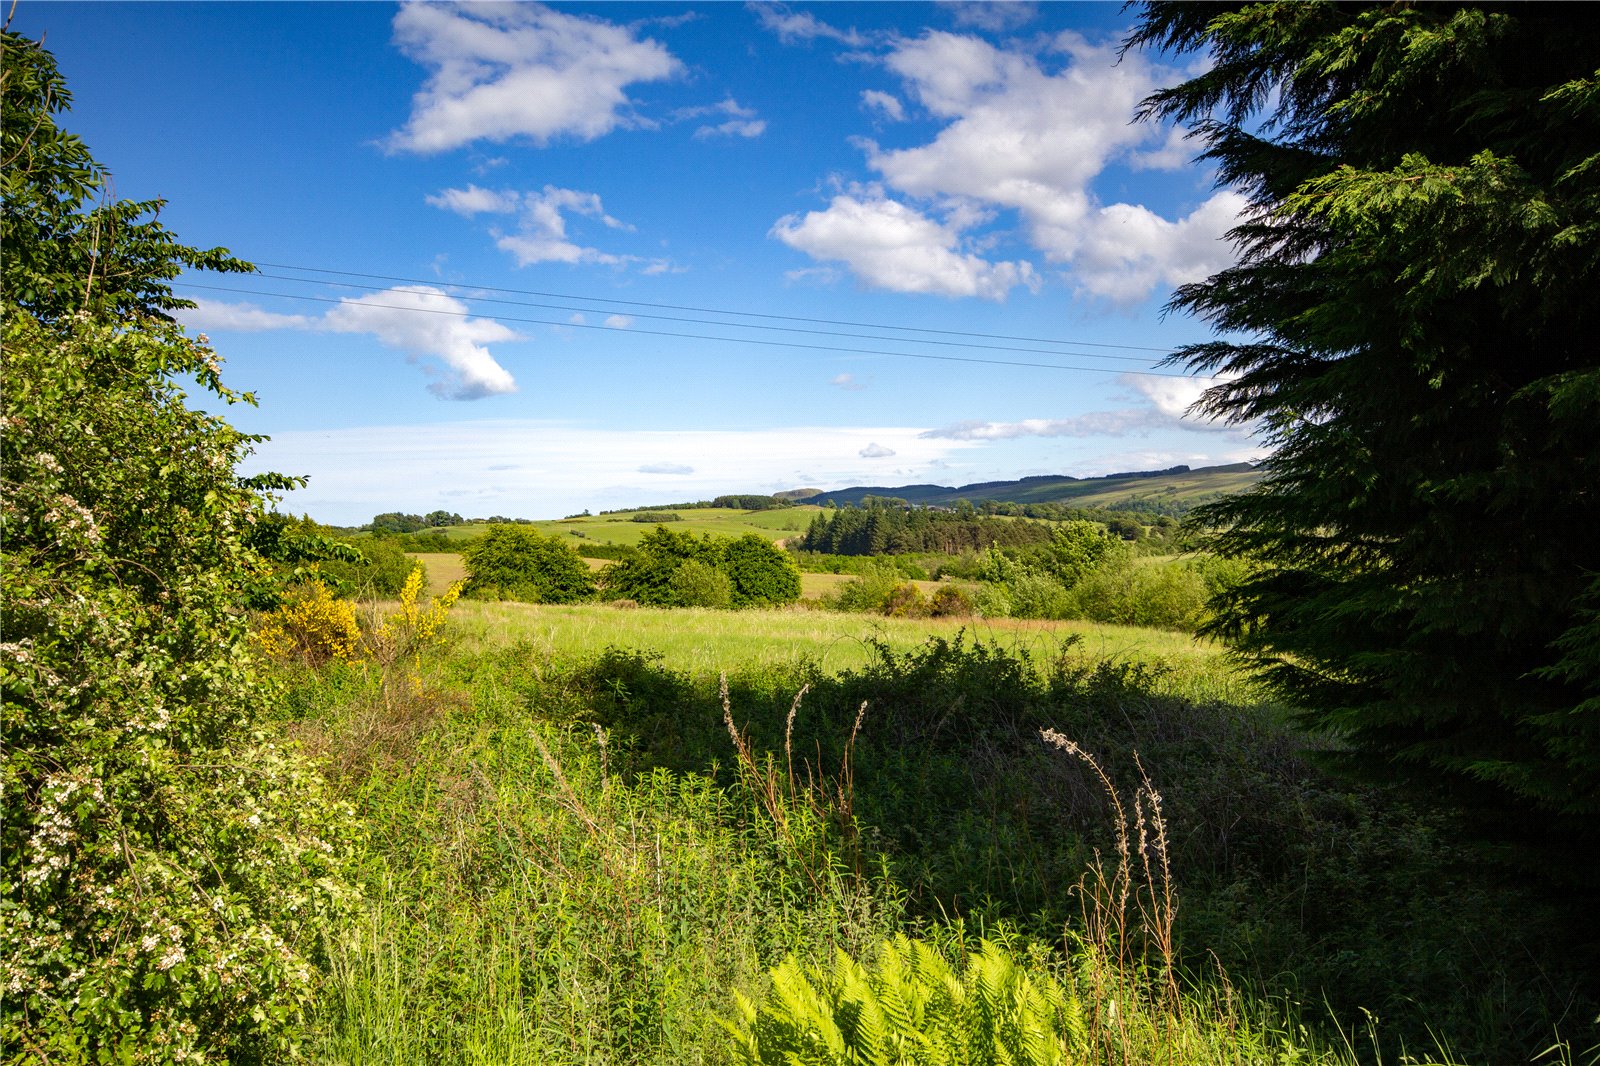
[{"left": 802, "top": 463, "right": 1259, "bottom": 512}]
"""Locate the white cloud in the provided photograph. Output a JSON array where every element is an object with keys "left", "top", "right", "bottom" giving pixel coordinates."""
[
  {"left": 425, "top": 184, "right": 521, "bottom": 216},
  {"left": 1129, "top": 125, "right": 1195, "bottom": 172},
  {"left": 694, "top": 118, "right": 767, "bottom": 140},
  {"left": 920, "top": 412, "right": 1170, "bottom": 440},
  {"left": 831, "top": 373, "right": 866, "bottom": 391},
  {"left": 860, "top": 90, "right": 904, "bottom": 121},
  {"left": 1120, "top": 371, "right": 1235, "bottom": 429},
  {"left": 387, "top": 2, "right": 683, "bottom": 153},
  {"left": 776, "top": 29, "right": 1243, "bottom": 305},
  {"left": 183, "top": 288, "right": 521, "bottom": 401},
  {"left": 431, "top": 184, "right": 651, "bottom": 269},
  {"left": 603, "top": 314, "right": 634, "bottom": 329},
  {"left": 859, "top": 442, "right": 896, "bottom": 458},
  {"left": 638, "top": 462, "right": 694, "bottom": 475},
  {"left": 749, "top": 4, "right": 867, "bottom": 47},
  {"left": 324, "top": 287, "right": 520, "bottom": 400},
  {"left": 1068, "top": 193, "right": 1246, "bottom": 304},
  {"left": 180, "top": 299, "right": 314, "bottom": 333},
  {"left": 676, "top": 97, "right": 767, "bottom": 139},
  {"left": 241, "top": 422, "right": 985, "bottom": 524},
  {"left": 944, "top": 2, "right": 1039, "bottom": 33},
  {"left": 920, "top": 373, "right": 1243, "bottom": 444},
  {"left": 771, "top": 192, "right": 1035, "bottom": 300}
]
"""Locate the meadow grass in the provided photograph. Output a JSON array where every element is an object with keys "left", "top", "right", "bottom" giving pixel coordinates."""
[
  {"left": 278, "top": 577, "right": 1589, "bottom": 1065},
  {"left": 435, "top": 598, "right": 1258, "bottom": 705},
  {"left": 413, "top": 506, "right": 825, "bottom": 549}
]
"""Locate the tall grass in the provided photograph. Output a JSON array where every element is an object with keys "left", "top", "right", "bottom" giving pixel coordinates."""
[
  {"left": 433, "top": 598, "right": 1262, "bottom": 706},
  {"left": 272, "top": 596, "right": 1594, "bottom": 1065},
  {"left": 303, "top": 689, "right": 899, "bottom": 1063}
]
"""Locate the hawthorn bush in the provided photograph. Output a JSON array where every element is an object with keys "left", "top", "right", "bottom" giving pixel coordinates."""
[{"left": 1, "top": 32, "right": 360, "bottom": 1059}]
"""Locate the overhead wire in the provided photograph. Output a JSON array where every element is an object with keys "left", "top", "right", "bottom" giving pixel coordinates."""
[
  {"left": 176, "top": 279, "right": 1201, "bottom": 379},
  {"left": 240, "top": 269, "right": 1164, "bottom": 366},
  {"left": 250, "top": 260, "right": 1181, "bottom": 354}
]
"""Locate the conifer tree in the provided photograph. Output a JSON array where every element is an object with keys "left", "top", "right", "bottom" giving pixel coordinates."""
[{"left": 1128, "top": 4, "right": 1600, "bottom": 867}]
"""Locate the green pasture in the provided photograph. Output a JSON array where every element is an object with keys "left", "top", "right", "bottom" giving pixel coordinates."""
[
  {"left": 406, "top": 506, "right": 823, "bottom": 547},
  {"left": 437, "top": 598, "right": 1251, "bottom": 702}
]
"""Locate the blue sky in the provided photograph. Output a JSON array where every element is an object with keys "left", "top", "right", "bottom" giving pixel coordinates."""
[{"left": 17, "top": 1, "right": 1260, "bottom": 524}]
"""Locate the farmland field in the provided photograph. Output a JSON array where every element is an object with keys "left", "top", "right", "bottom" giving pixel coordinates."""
[{"left": 399, "top": 506, "right": 823, "bottom": 548}]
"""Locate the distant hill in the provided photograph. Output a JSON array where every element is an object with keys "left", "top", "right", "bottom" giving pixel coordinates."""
[{"left": 803, "top": 463, "right": 1259, "bottom": 514}]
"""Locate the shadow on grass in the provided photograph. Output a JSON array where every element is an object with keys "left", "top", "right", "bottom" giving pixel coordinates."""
[{"left": 471, "top": 631, "right": 1600, "bottom": 1065}]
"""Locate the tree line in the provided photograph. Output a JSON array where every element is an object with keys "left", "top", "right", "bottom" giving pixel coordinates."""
[{"left": 798, "top": 503, "right": 1058, "bottom": 556}]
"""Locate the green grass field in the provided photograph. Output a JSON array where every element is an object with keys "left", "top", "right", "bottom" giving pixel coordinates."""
[
  {"left": 413, "top": 551, "right": 966, "bottom": 604},
  {"left": 281, "top": 563, "right": 1586, "bottom": 1065},
  {"left": 411, "top": 506, "right": 821, "bottom": 548}
]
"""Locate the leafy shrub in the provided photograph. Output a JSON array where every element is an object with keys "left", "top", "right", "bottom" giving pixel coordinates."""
[
  {"left": 2, "top": 32, "right": 362, "bottom": 1057},
  {"left": 672, "top": 557, "right": 735, "bottom": 608},
  {"left": 972, "top": 581, "right": 1014, "bottom": 618},
  {"left": 1040, "top": 519, "right": 1131, "bottom": 586},
  {"left": 928, "top": 584, "right": 975, "bottom": 618},
  {"left": 318, "top": 531, "right": 416, "bottom": 597},
  {"left": 256, "top": 578, "right": 365, "bottom": 665},
  {"left": 824, "top": 560, "right": 905, "bottom": 614},
  {"left": 462, "top": 524, "right": 596, "bottom": 603},
  {"left": 722, "top": 533, "right": 802, "bottom": 608},
  {"left": 882, "top": 582, "right": 928, "bottom": 618},
  {"left": 602, "top": 527, "right": 800, "bottom": 609},
  {"left": 2, "top": 313, "right": 361, "bottom": 1060},
  {"left": 1066, "top": 560, "right": 1207, "bottom": 630},
  {"left": 1006, "top": 569, "right": 1073, "bottom": 620}
]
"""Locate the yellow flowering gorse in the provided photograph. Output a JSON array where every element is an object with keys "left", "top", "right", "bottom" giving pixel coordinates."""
[{"left": 255, "top": 577, "right": 363, "bottom": 666}]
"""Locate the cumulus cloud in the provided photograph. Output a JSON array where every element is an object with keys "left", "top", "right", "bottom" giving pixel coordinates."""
[
  {"left": 749, "top": 4, "right": 868, "bottom": 46},
  {"left": 831, "top": 373, "right": 866, "bottom": 391},
  {"left": 1128, "top": 125, "right": 1195, "bottom": 172},
  {"left": 860, "top": 90, "right": 905, "bottom": 121},
  {"left": 1120, "top": 371, "right": 1235, "bottom": 429},
  {"left": 638, "top": 462, "right": 694, "bottom": 475},
  {"left": 771, "top": 191, "right": 1035, "bottom": 300},
  {"left": 324, "top": 287, "right": 520, "bottom": 400},
  {"left": 1068, "top": 193, "right": 1247, "bottom": 303},
  {"left": 387, "top": 2, "right": 683, "bottom": 153},
  {"left": 603, "top": 314, "right": 634, "bottom": 329},
  {"left": 429, "top": 184, "right": 670, "bottom": 271},
  {"left": 181, "top": 287, "right": 521, "bottom": 401},
  {"left": 859, "top": 442, "right": 897, "bottom": 458},
  {"left": 776, "top": 29, "right": 1242, "bottom": 305}
]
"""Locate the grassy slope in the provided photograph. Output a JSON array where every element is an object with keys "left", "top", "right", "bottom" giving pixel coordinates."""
[{"left": 416, "top": 507, "right": 818, "bottom": 548}]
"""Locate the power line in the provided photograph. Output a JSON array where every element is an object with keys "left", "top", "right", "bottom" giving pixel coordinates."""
[
  {"left": 242, "top": 270, "right": 1162, "bottom": 366},
  {"left": 249, "top": 260, "right": 1183, "bottom": 355},
  {"left": 177, "top": 281, "right": 1199, "bottom": 379}
]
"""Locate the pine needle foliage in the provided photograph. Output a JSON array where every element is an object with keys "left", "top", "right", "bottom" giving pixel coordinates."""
[
  {"left": 723, "top": 935, "right": 1085, "bottom": 1066},
  {"left": 1126, "top": 4, "right": 1600, "bottom": 870}
]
